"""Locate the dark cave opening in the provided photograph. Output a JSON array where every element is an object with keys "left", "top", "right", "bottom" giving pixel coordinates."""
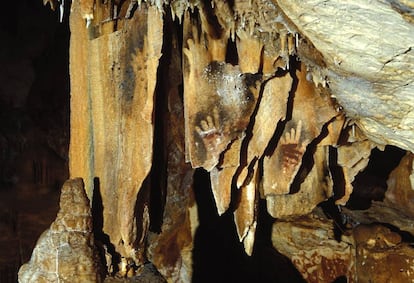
[
  {"left": 191, "top": 168, "right": 305, "bottom": 283},
  {"left": 319, "top": 145, "right": 408, "bottom": 242},
  {"left": 0, "top": 1, "right": 70, "bottom": 282},
  {"left": 346, "top": 145, "right": 406, "bottom": 210}
]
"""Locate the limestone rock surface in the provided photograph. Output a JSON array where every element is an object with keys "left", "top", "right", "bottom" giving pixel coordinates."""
[
  {"left": 273, "top": 208, "right": 414, "bottom": 282},
  {"left": 275, "top": 0, "right": 414, "bottom": 151}
]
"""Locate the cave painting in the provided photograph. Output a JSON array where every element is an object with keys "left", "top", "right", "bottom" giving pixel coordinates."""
[
  {"left": 280, "top": 120, "right": 308, "bottom": 175},
  {"left": 183, "top": 13, "right": 258, "bottom": 171}
]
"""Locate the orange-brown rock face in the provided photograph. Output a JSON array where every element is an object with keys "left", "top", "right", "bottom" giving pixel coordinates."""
[
  {"left": 272, "top": 209, "right": 356, "bottom": 283},
  {"left": 18, "top": 178, "right": 102, "bottom": 283},
  {"left": 263, "top": 66, "right": 338, "bottom": 198},
  {"left": 354, "top": 224, "right": 414, "bottom": 283},
  {"left": 273, "top": 212, "right": 414, "bottom": 282}
]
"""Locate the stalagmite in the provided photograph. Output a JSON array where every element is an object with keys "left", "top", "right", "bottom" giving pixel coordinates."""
[{"left": 18, "top": 179, "right": 102, "bottom": 283}]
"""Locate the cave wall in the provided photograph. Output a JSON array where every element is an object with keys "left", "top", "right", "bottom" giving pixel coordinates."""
[{"left": 16, "top": 0, "right": 414, "bottom": 282}]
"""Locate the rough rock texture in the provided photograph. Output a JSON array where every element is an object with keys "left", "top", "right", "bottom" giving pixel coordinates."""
[
  {"left": 273, "top": 209, "right": 414, "bottom": 282},
  {"left": 354, "top": 224, "right": 414, "bottom": 283},
  {"left": 272, "top": 209, "right": 356, "bottom": 282},
  {"left": 182, "top": 10, "right": 259, "bottom": 171},
  {"left": 385, "top": 152, "right": 414, "bottom": 215},
  {"left": 266, "top": 145, "right": 333, "bottom": 219},
  {"left": 275, "top": 0, "right": 414, "bottom": 151},
  {"left": 335, "top": 138, "right": 375, "bottom": 206},
  {"left": 104, "top": 263, "right": 166, "bottom": 283},
  {"left": 18, "top": 178, "right": 102, "bottom": 283},
  {"left": 263, "top": 64, "right": 338, "bottom": 197}
]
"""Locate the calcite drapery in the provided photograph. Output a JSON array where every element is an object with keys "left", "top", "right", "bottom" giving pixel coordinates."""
[
  {"left": 183, "top": 10, "right": 258, "bottom": 171},
  {"left": 263, "top": 64, "right": 338, "bottom": 197},
  {"left": 67, "top": 0, "right": 391, "bottom": 262},
  {"left": 179, "top": 1, "right": 343, "bottom": 255},
  {"left": 69, "top": 1, "right": 162, "bottom": 264}
]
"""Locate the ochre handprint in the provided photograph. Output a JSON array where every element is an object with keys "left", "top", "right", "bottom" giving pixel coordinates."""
[
  {"left": 195, "top": 107, "right": 223, "bottom": 153},
  {"left": 279, "top": 120, "right": 308, "bottom": 176},
  {"left": 183, "top": 24, "right": 211, "bottom": 71}
]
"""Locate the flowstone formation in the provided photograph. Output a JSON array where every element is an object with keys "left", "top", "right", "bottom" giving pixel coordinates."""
[{"left": 18, "top": 178, "right": 102, "bottom": 283}]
